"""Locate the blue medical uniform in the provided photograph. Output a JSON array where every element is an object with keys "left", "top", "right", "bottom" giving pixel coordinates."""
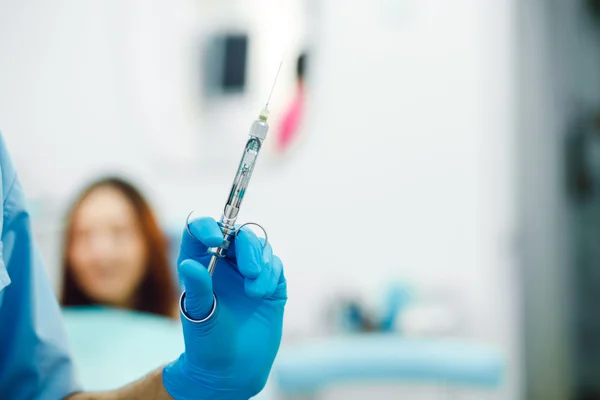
[{"left": 0, "top": 133, "right": 80, "bottom": 399}]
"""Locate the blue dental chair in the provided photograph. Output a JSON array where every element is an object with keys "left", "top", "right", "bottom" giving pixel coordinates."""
[
  {"left": 271, "top": 284, "right": 503, "bottom": 398},
  {"left": 271, "top": 335, "right": 504, "bottom": 399},
  {"left": 62, "top": 307, "right": 273, "bottom": 399}
]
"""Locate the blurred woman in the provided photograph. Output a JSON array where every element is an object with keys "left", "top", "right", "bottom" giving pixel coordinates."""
[{"left": 60, "top": 177, "right": 178, "bottom": 318}]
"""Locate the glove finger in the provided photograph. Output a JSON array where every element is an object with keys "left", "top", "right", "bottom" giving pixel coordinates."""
[
  {"left": 270, "top": 255, "right": 287, "bottom": 301},
  {"left": 259, "top": 238, "right": 273, "bottom": 264},
  {"left": 244, "top": 250, "right": 280, "bottom": 299},
  {"left": 179, "top": 217, "right": 224, "bottom": 262},
  {"left": 178, "top": 259, "right": 215, "bottom": 320},
  {"left": 234, "top": 227, "right": 264, "bottom": 279},
  {"left": 225, "top": 225, "right": 267, "bottom": 260}
]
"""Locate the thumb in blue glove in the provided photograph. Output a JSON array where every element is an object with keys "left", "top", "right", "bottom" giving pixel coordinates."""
[
  {"left": 179, "top": 260, "right": 215, "bottom": 321},
  {"left": 163, "top": 217, "right": 286, "bottom": 400}
]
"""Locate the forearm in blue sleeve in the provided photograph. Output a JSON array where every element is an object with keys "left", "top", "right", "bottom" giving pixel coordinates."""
[{"left": 0, "top": 135, "right": 81, "bottom": 399}]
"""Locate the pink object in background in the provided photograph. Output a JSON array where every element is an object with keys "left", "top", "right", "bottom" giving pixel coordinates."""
[{"left": 276, "top": 87, "right": 305, "bottom": 153}]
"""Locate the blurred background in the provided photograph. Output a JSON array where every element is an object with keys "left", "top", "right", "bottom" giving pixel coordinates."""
[{"left": 2, "top": 0, "right": 600, "bottom": 399}]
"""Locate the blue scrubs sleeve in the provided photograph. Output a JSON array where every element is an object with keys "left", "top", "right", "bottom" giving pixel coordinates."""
[{"left": 0, "top": 133, "right": 81, "bottom": 399}]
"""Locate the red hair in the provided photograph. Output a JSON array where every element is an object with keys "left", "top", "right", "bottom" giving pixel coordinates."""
[{"left": 60, "top": 177, "right": 177, "bottom": 318}]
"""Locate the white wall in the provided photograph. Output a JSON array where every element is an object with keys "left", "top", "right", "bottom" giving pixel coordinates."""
[
  {"left": 0, "top": 1, "right": 519, "bottom": 397},
  {"left": 295, "top": 0, "right": 519, "bottom": 396},
  {"left": 0, "top": 0, "right": 306, "bottom": 196},
  {"left": 0, "top": 0, "right": 307, "bottom": 280}
]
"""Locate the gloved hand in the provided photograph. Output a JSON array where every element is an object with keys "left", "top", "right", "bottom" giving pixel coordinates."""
[{"left": 162, "top": 217, "right": 287, "bottom": 400}]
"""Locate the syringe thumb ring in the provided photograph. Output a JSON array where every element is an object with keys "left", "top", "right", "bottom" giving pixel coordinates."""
[{"left": 235, "top": 222, "right": 269, "bottom": 251}]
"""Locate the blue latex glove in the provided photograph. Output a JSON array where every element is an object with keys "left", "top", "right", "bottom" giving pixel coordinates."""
[{"left": 163, "top": 217, "right": 287, "bottom": 399}]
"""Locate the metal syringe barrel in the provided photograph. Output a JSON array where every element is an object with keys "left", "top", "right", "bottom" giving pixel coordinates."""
[{"left": 206, "top": 113, "right": 269, "bottom": 276}]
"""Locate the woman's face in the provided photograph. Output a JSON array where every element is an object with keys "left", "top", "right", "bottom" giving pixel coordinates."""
[{"left": 68, "top": 186, "right": 148, "bottom": 308}]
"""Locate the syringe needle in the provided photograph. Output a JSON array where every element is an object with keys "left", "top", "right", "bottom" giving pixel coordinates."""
[{"left": 265, "top": 55, "right": 285, "bottom": 109}]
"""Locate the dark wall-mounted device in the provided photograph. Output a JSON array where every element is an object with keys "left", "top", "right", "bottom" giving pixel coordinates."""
[{"left": 203, "top": 33, "right": 249, "bottom": 96}]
